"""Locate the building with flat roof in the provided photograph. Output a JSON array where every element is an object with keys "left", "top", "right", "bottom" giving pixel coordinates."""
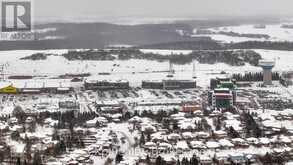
[
  {"left": 208, "top": 88, "right": 236, "bottom": 109},
  {"left": 0, "top": 80, "right": 72, "bottom": 94},
  {"left": 208, "top": 78, "right": 237, "bottom": 109},
  {"left": 210, "top": 77, "right": 236, "bottom": 90},
  {"left": 142, "top": 79, "right": 196, "bottom": 90},
  {"left": 84, "top": 79, "right": 129, "bottom": 90}
]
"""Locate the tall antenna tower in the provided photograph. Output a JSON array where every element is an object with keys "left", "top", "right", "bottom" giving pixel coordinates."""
[{"left": 192, "top": 60, "right": 197, "bottom": 79}]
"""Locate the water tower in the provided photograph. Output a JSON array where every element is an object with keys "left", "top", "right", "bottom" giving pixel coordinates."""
[{"left": 259, "top": 59, "right": 275, "bottom": 85}]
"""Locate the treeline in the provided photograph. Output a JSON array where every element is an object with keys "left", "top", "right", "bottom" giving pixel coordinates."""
[
  {"left": 189, "top": 50, "right": 261, "bottom": 66},
  {"left": 218, "top": 31, "right": 270, "bottom": 39},
  {"left": 243, "top": 113, "right": 262, "bottom": 138},
  {"left": 229, "top": 41, "right": 293, "bottom": 51},
  {"left": 139, "top": 40, "right": 223, "bottom": 50},
  {"left": 195, "top": 29, "right": 270, "bottom": 39},
  {"left": 232, "top": 72, "right": 280, "bottom": 82},
  {"left": 140, "top": 40, "right": 293, "bottom": 51},
  {"left": 63, "top": 49, "right": 116, "bottom": 61},
  {"left": 60, "top": 49, "right": 261, "bottom": 66},
  {"left": 0, "top": 22, "right": 196, "bottom": 50},
  {"left": 138, "top": 155, "right": 199, "bottom": 165},
  {"left": 20, "top": 53, "right": 49, "bottom": 60}
]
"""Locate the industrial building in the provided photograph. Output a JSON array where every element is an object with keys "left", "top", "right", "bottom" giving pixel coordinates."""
[
  {"left": 84, "top": 79, "right": 129, "bottom": 90},
  {"left": 142, "top": 79, "right": 196, "bottom": 90}
]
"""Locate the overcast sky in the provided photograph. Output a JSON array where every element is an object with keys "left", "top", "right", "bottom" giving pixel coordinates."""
[{"left": 34, "top": 0, "right": 293, "bottom": 21}]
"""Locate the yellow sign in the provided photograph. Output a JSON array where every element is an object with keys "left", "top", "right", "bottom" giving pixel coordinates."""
[{"left": 0, "top": 85, "right": 18, "bottom": 94}]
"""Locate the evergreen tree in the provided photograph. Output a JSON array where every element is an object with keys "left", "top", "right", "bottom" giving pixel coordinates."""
[
  {"left": 190, "top": 155, "right": 199, "bottom": 165},
  {"left": 146, "top": 155, "right": 151, "bottom": 164},
  {"left": 16, "top": 157, "right": 21, "bottom": 165},
  {"left": 173, "top": 121, "right": 179, "bottom": 130},
  {"left": 139, "top": 132, "right": 145, "bottom": 146},
  {"left": 79, "top": 138, "right": 85, "bottom": 148},
  {"left": 12, "top": 106, "right": 26, "bottom": 123},
  {"left": 228, "top": 126, "right": 239, "bottom": 138},
  {"left": 115, "top": 152, "right": 124, "bottom": 164},
  {"left": 32, "top": 151, "right": 42, "bottom": 165},
  {"left": 146, "top": 133, "right": 151, "bottom": 142},
  {"left": 156, "top": 156, "right": 162, "bottom": 165},
  {"left": 60, "top": 140, "right": 66, "bottom": 152}
]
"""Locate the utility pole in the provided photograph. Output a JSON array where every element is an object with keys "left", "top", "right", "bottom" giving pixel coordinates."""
[{"left": 0, "top": 63, "right": 7, "bottom": 81}]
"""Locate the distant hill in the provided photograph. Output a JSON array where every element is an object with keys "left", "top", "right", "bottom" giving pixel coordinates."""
[
  {"left": 0, "top": 18, "right": 284, "bottom": 50},
  {"left": 0, "top": 22, "right": 206, "bottom": 50}
]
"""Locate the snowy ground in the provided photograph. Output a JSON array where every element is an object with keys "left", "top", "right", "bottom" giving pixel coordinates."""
[
  {"left": 192, "top": 23, "right": 293, "bottom": 43},
  {"left": 0, "top": 48, "right": 292, "bottom": 88},
  {"left": 1, "top": 48, "right": 293, "bottom": 164}
]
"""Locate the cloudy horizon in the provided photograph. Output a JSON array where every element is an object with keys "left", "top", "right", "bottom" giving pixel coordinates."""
[{"left": 32, "top": 0, "right": 293, "bottom": 23}]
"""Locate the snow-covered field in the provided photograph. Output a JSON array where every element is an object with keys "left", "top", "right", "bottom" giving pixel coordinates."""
[
  {"left": 1, "top": 49, "right": 293, "bottom": 87},
  {"left": 0, "top": 49, "right": 250, "bottom": 87},
  {"left": 140, "top": 49, "right": 192, "bottom": 55},
  {"left": 254, "top": 49, "right": 293, "bottom": 71},
  {"left": 193, "top": 23, "right": 293, "bottom": 43}
]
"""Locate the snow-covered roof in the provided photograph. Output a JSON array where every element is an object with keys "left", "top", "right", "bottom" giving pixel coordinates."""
[
  {"left": 206, "top": 141, "right": 220, "bottom": 149},
  {"left": 144, "top": 141, "right": 156, "bottom": 147},
  {"left": 219, "top": 139, "right": 234, "bottom": 147},
  {"left": 190, "top": 141, "right": 206, "bottom": 149},
  {"left": 175, "top": 141, "right": 189, "bottom": 150}
]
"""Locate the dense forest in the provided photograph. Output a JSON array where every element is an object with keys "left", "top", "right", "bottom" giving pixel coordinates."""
[
  {"left": 62, "top": 49, "right": 261, "bottom": 66},
  {"left": 195, "top": 29, "right": 270, "bottom": 39},
  {"left": 228, "top": 41, "right": 293, "bottom": 50},
  {"left": 20, "top": 53, "right": 49, "bottom": 60},
  {"left": 140, "top": 40, "right": 293, "bottom": 51},
  {"left": 0, "top": 22, "right": 197, "bottom": 50},
  {"left": 0, "top": 18, "right": 285, "bottom": 50},
  {"left": 20, "top": 49, "right": 262, "bottom": 66},
  {"left": 232, "top": 72, "right": 280, "bottom": 82}
]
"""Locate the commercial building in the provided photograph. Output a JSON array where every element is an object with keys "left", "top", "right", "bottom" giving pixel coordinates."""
[
  {"left": 210, "top": 77, "right": 236, "bottom": 90},
  {"left": 0, "top": 80, "right": 72, "bottom": 94},
  {"left": 142, "top": 79, "right": 196, "bottom": 90},
  {"left": 59, "top": 99, "right": 80, "bottom": 109},
  {"left": 208, "top": 78, "right": 237, "bottom": 109},
  {"left": 142, "top": 80, "right": 163, "bottom": 89},
  {"left": 208, "top": 88, "right": 236, "bottom": 109},
  {"left": 84, "top": 79, "right": 129, "bottom": 90},
  {"left": 181, "top": 102, "right": 202, "bottom": 112}
]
